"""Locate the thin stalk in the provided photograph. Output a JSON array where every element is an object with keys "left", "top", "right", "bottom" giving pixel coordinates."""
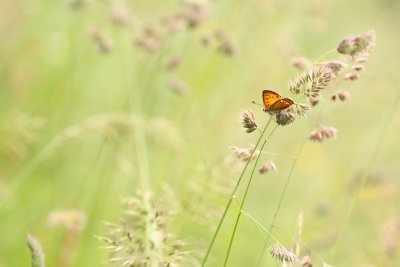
[
  {"left": 311, "top": 48, "right": 337, "bottom": 65},
  {"left": 256, "top": 137, "right": 307, "bottom": 266},
  {"left": 241, "top": 210, "right": 282, "bottom": 246},
  {"left": 201, "top": 116, "right": 273, "bottom": 267},
  {"left": 271, "top": 223, "right": 326, "bottom": 263},
  {"left": 329, "top": 90, "right": 400, "bottom": 262},
  {"left": 232, "top": 197, "right": 282, "bottom": 247},
  {"left": 223, "top": 123, "right": 279, "bottom": 267}
]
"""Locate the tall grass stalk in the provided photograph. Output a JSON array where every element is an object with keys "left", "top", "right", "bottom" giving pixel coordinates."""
[
  {"left": 254, "top": 137, "right": 307, "bottom": 266},
  {"left": 201, "top": 116, "right": 273, "bottom": 266},
  {"left": 223, "top": 123, "right": 279, "bottom": 266},
  {"left": 329, "top": 89, "right": 400, "bottom": 262},
  {"left": 254, "top": 101, "right": 326, "bottom": 265}
]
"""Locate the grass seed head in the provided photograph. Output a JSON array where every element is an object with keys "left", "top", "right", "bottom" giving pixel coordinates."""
[
  {"left": 321, "top": 127, "right": 337, "bottom": 139},
  {"left": 326, "top": 60, "right": 347, "bottom": 72},
  {"left": 111, "top": 4, "right": 131, "bottom": 26},
  {"left": 89, "top": 28, "right": 113, "bottom": 53},
  {"left": 289, "top": 66, "right": 334, "bottom": 97},
  {"left": 295, "top": 103, "right": 311, "bottom": 117},
  {"left": 309, "top": 130, "right": 324, "bottom": 142},
  {"left": 100, "top": 192, "right": 190, "bottom": 266},
  {"left": 338, "top": 90, "right": 350, "bottom": 101},
  {"left": 301, "top": 255, "right": 313, "bottom": 267},
  {"left": 344, "top": 73, "right": 359, "bottom": 81},
  {"left": 352, "top": 65, "right": 364, "bottom": 72},
  {"left": 165, "top": 55, "right": 182, "bottom": 71},
  {"left": 229, "top": 145, "right": 259, "bottom": 161},
  {"left": 134, "top": 25, "right": 163, "bottom": 52},
  {"left": 291, "top": 56, "right": 311, "bottom": 71},
  {"left": 168, "top": 78, "right": 188, "bottom": 95},
  {"left": 308, "top": 97, "right": 319, "bottom": 106},
  {"left": 275, "top": 110, "right": 296, "bottom": 126},
  {"left": 337, "top": 30, "right": 375, "bottom": 56},
  {"left": 259, "top": 161, "right": 277, "bottom": 174},
  {"left": 269, "top": 244, "right": 298, "bottom": 263},
  {"left": 240, "top": 109, "right": 258, "bottom": 133}
]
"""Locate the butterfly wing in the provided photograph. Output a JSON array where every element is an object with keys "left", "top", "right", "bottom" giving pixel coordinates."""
[
  {"left": 270, "top": 97, "right": 295, "bottom": 111},
  {"left": 262, "top": 90, "right": 282, "bottom": 110}
]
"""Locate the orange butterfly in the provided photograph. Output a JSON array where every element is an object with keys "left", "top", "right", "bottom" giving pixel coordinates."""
[{"left": 262, "top": 90, "right": 294, "bottom": 112}]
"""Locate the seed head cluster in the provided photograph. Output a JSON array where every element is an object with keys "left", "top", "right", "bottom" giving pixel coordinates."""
[
  {"left": 326, "top": 59, "right": 347, "bottom": 73},
  {"left": 275, "top": 109, "right": 296, "bottom": 126},
  {"left": 269, "top": 244, "right": 298, "bottom": 263},
  {"left": 229, "top": 145, "right": 260, "bottom": 161},
  {"left": 288, "top": 66, "right": 335, "bottom": 97},
  {"left": 88, "top": 28, "right": 113, "bottom": 53},
  {"left": 258, "top": 160, "right": 277, "bottom": 174},
  {"left": 337, "top": 30, "right": 375, "bottom": 56},
  {"left": 240, "top": 109, "right": 258, "bottom": 133},
  {"left": 290, "top": 56, "right": 311, "bottom": 71},
  {"left": 98, "top": 192, "right": 189, "bottom": 266},
  {"left": 309, "top": 127, "right": 337, "bottom": 142},
  {"left": 308, "top": 96, "right": 319, "bottom": 107},
  {"left": 301, "top": 255, "right": 313, "bottom": 267}
]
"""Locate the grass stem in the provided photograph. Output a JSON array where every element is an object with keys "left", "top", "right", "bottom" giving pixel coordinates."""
[
  {"left": 223, "top": 123, "right": 279, "bottom": 267},
  {"left": 201, "top": 116, "right": 273, "bottom": 266},
  {"left": 256, "top": 137, "right": 307, "bottom": 265}
]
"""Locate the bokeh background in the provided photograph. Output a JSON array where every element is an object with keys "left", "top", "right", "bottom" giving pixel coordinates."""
[{"left": 1, "top": 0, "right": 400, "bottom": 266}]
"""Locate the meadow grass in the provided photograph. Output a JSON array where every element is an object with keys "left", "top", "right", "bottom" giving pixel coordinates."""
[{"left": 1, "top": 0, "right": 400, "bottom": 266}]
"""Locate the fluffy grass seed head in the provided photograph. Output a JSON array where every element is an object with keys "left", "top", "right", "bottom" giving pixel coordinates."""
[
  {"left": 240, "top": 109, "right": 257, "bottom": 133},
  {"left": 326, "top": 60, "right": 347, "bottom": 72},
  {"left": 168, "top": 77, "right": 188, "bottom": 95},
  {"left": 301, "top": 255, "right": 313, "bottom": 267},
  {"left": 321, "top": 127, "right": 337, "bottom": 139},
  {"left": 295, "top": 103, "right": 311, "bottom": 117},
  {"left": 269, "top": 244, "right": 298, "bottom": 263},
  {"left": 134, "top": 25, "right": 163, "bottom": 52},
  {"left": 352, "top": 65, "right": 364, "bottom": 72},
  {"left": 111, "top": 4, "right": 132, "bottom": 26},
  {"left": 161, "top": 11, "right": 186, "bottom": 32},
  {"left": 88, "top": 28, "right": 113, "bottom": 53},
  {"left": 215, "top": 31, "right": 236, "bottom": 56},
  {"left": 290, "top": 56, "right": 311, "bottom": 71},
  {"left": 344, "top": 73, "right": 359, "bottom": 81},
  {"left": 270, "top": 244, "right": 282, "bottom": 260},
  {"left": 337, "top": 30, "right": 375, "bottom": 56},
  {"left": 338, "top": 90, "right": 350, "bottom": 101},
  {"left": 308, "top": 130, "right": 324, "bottom": 142},
  {"left": 165, "top": 55, "right": 182, "bottom": 71},
  {"left": 259, "top": 160, "right": 277, "bottom": 174},
  {"left": 308, "top": 96, "right": 319, "bottom": 107},
  {"left": 229, "top": 145, "right": 259, "bottom": 161},
  {"left": 309, "top": 127, "right": 337, "bottom": 142},
  {"left": 275, "top": 109, "right": 296, "bottom": 126},
  {"left": 98, "top": 192, "right": 189, "bottom": 266},
  {"left": 289, "top": 66, "right": 334, "bottom": 97},
  {"left": 181, "top": 0, "right": 209, "bottom": 28}
]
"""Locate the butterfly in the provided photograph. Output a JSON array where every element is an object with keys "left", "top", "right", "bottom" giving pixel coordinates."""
[{"left": 261, "top": 90, "right": 294, "bottom": 112}]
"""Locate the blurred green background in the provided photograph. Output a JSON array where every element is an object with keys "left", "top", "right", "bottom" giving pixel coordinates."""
[{"left": 1, "top": 0, "right": 400, "bottom": 266}]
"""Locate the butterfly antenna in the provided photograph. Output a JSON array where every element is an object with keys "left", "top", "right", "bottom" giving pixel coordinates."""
[{"left": 251, "top": 100, "right": 264, "bottom": 107}]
